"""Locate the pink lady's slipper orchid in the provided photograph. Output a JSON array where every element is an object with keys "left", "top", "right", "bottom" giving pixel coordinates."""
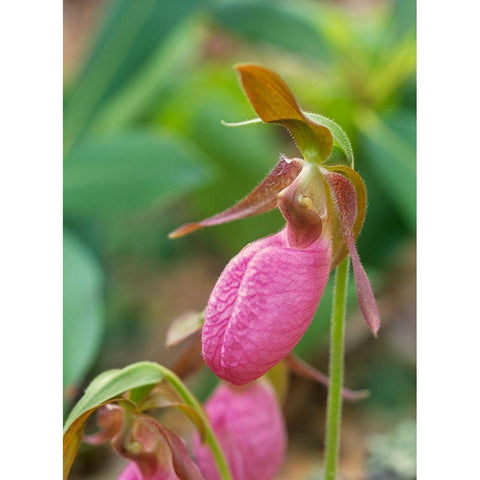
[
  {"left": 170, "top": 64, "right": 381, "bottom": 385},
  {"left": 193, "top": 380, "right": 286, "bottom": 480}
]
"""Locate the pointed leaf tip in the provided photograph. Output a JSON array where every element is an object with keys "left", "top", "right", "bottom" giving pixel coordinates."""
[
  {"left": 168, "top": 223, "right": 202, "bottom": 239},
  {"left": 235, "top": 64, "right": 333, "bottom": 163}
]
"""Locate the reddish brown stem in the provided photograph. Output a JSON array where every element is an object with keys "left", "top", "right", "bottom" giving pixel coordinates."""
[{"left": 286, "top": 354, "right": 369, "bottom": 402}]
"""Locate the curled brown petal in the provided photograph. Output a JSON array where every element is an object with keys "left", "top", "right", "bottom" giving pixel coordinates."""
[
  {"left": 325, "top": 165, "right": 367, "bottom": 268},
  {"left": 326, "top": 172, "right": 381, "bottom": 336},
  {"left": 169, "top": 157, "right": 302, "bottom": 238},
  {"left": 160, "top": 424, "right": 204, "bottom": 480},
  {"left": 136, "top": 416, "right": 204, "bottom": 480}
]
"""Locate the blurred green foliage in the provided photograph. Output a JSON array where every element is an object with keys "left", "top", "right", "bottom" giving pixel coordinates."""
[
  {"left": 368, "top": 421, "right": 416, "bottom": 480},
  {"left": 64, "top": 0, "right": 415, "bottom": 412},
  {"left": 63, "top": 230, "right": 104, "bottom": 392}
]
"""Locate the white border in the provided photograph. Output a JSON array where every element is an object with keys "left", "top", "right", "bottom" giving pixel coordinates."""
[
  {"left": 417, "top": 0, "right": 480, "bottom": 477},
  {"left": 1, "top": 0, "right": 480, "bottom": 477},
  {"left": 0, "top": 1, "right": 62, "bottom": 476}
]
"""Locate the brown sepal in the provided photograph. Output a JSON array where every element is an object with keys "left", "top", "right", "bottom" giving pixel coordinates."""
[
  {"left": 325, "top": 165, "right": 367, "bottom": 268},
  {"left": 236, "top": 64, "right": 334, "bottom": 163},
  {"left": 325, "top": 171, "right": 381, "bottom": 336},
  {"left": 169, "top": 157, "right": 301, "bottom": 238}
]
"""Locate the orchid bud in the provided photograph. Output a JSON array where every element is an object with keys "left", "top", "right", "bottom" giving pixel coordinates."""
[
  {"left": 85, "top": 404, "right": 203, "bottom": 480},
  {"left": 193, "top": 381, "right": 286, "bottom": 480}
]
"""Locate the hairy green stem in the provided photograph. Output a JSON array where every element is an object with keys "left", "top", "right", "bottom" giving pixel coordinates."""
[
  {"left": 162, "top": 369, "right": 233, "bottom": 480},
  {"left": 324, "top": 256, "right": 350, "bottom": 480}
]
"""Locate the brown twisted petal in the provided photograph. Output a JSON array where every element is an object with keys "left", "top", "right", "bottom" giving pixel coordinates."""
[
  {"left": 325, "top": 165, "right": 367, "bottom": 268},
  {"left": 169, "top": 157, "right": 302, "bottom": 238},
  {"left": 326, "top": 171, "right": 381, "bottom": 336},
  {"left": 118, "top": 416, "right": 203, "bottom": 480}
]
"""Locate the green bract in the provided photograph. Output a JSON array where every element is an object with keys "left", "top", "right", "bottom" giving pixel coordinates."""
[{"left": 64, "top": 361, "right": 164, "bottom": 432}]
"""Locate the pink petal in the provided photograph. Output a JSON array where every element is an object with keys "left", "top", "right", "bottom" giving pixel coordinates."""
[
  {"left": 118, "top": 462, "right": 144, "bottom": 480},
  {"left": 169, "top": 157, "right": 302, "bottom": 238},
  {"left": 118, "top": 461, "right": 175, "bottom": 480},
  {"left": 118, "top": 461, "right": 179, "bottom": 480},
  {"left": 193, "top": 381, "right": 286, "bottom": 480},
  {"left": 202, "top": 227, "right": 331, "bottom": 385},
  {"left": 326, "top": 172, "right": 381, "bottom": 336},
  {"left": 116, "top": 453, "right": 176, "bottom": 480}
]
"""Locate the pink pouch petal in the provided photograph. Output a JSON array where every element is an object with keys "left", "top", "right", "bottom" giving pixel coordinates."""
[
  {"left": 193, "top": 381, "right": 286, "bottom": 480},
  {"left": 203, "top": 228, "right": 331, "bottom": 385}
]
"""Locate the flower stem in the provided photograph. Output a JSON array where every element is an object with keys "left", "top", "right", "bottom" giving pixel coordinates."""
[
  {"left": 324, "top": 256, "right": 350, "bottom": 480},
  {"left": 162, "top": 369, "right": 233, "bottom": 480}
]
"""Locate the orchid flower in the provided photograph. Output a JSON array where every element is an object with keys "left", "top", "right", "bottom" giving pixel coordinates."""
[
  {"left": 84, "top": 404, "right": 203, "bottom": 480},
  {"left": 192, "top": 380, "right": 286, "bottom": 480},
  {"left": 170, "top": 64, "right": 380, "bottom": 385}
]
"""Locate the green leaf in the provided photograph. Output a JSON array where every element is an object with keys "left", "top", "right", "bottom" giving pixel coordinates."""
[
  {"left": 64, "top": 130, "right": 213, "bottom": 216},
  {"left": 64, "top": 0, "right": 203, "bottom": 151},
  {"left": 64, "top": 361, "right": 165, "bottom": 432},
  {"left": 91, "top": 17, "right": 206, "bottom": 134},
  {"left": 212, "top": 0, "right": 329, "bottom": 62},
  {"left": 64, "top": 362, "right": 225, "bottom": 479},
  {"left": 358, "top": 109, "right": 416, "bottom": 231},
  {"left": 306, "top": 112, "right": 354, "bottom": 167},
  {"left": 63, "top": 230, "right": 104, "bottom": 390}
]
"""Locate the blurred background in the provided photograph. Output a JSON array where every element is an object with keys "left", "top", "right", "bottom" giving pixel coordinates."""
[{"left": 63, "top": 0, "right": 416, "bottom": 478}]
